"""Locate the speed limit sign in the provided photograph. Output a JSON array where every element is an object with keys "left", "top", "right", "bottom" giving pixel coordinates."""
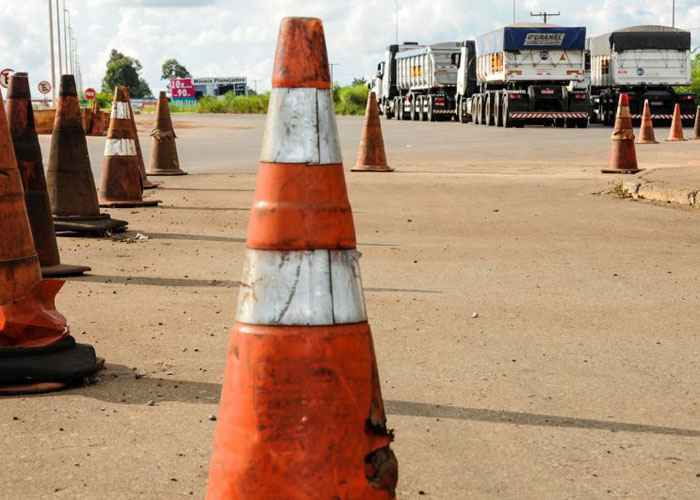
[
  {"left": 0, "top": 68, "right": 14, "bottom": 89},
  {"left": 38, "top": 81, "right": 52, "bottom": 95}
]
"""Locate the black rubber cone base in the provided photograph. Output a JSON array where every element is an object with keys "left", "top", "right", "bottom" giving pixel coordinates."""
[
  {"left": 54, "top": 215, "right": 128, "bottom": 236},
  {"left": 41, "top": 263, "right": 92, "bottom": 278},
  {"left": 601, "top": 169, "right": 643, "bottom": 175},
  {"left": 0, "top": 336, "right": 104, "bottom": 396},
  {"left": 99, "top": 199, "right": 161, "bottom": 209}
]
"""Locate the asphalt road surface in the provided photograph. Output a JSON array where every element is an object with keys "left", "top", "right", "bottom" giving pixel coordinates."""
[{"left": 4, "top": 114, "right": 698, "bottom": 499}]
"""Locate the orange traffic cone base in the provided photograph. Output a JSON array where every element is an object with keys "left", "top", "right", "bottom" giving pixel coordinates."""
[
  {"left": 41, "top": 263, "right": 92, "bottom": 278},
  {"left": 53, "top": 214, "right": 128, "bottom": 236},
  {"left": 601, "top": 168, "right": 643, "bottom": 174},
  {"left": 143, "top": 179, "right": 161, "bottom": 189},
  {"left": 352, "top": 164, "right": 394, "bottom": 172},
  {"left": 147, "top": 169, "right": 187, "bottom": 176}
]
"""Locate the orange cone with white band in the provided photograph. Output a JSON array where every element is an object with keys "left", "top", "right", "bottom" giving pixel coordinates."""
[
  {"left": 602, "top": 93, "right": 641, "bottom": 174},
  {"left": 636, "top": 99, "right": 658, "bottom": 145},
  {"left": 127, "top": 98, "right": 160, "bottom": 189},
  {"left": 0, "top": 90, "right": 102, "bottom": 395},
  {"left": 99, "top": 86, "right": 160, "bottom": 208},
  {"left": 353, "top": 91, "right": 393, "bottom": 172},
  {"left": 206, "top": 17, "right": 398, "bottom": 499},
  {"left": 667, "top": 103, "right": 686, "bottom": 142}
]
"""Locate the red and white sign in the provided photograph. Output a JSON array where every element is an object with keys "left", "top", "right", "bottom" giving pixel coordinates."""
[
  {"left": 84, "top": 88, "right": 96, "bottom": 100},
  {"left": 0, "top": 68, "right": 14, "bottom": 89},
  {"left": 37, "top": 81, "right": 52, "bottom": 95},
  {"left": 170, "top": 77, "right": 195, "bottom": 99}
]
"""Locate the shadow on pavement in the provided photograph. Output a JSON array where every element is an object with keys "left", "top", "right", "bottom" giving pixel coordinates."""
[
  {"left": 72, "top": 274, "right": 441, "bottom": 294},
  {"left": 146, "top": 232, "right": 246, "bottom": 243},
  {"left": 158, "top": 187, "right": 254, "bottom": 192},
  {"left": 159, "top": 205, "right": 250, "bottom": 212},
  {"left": 50, "top": 372, "right": 700, "bottom": 438}
]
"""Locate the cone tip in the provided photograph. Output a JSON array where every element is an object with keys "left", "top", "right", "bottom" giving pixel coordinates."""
[
  {"left": 272, "top": 17, "right": 331, "bottom": 89},
  {"left": 7, "top": 72, "right": 30, "bottom": 98},
  {"left": 59, "top": 75, "right": 78, "bottom": 97},
  {"left": 619, "top": 93, "right": 629, "bottom": 107}
]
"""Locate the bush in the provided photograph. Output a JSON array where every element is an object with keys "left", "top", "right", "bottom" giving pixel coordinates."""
[
  {"left": 334, "top": 84, "right": 368, "bottom": 115},
  {"left": 195, "top": 93, "right": 269, "bottom": 114}
]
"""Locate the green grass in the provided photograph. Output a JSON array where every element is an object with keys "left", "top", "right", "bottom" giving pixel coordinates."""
[{"left": 333, "top": 84, "right": 368, "bottom": 115}]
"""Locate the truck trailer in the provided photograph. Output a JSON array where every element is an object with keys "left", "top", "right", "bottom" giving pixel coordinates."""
[
  {"left": 587, "top": 25, "right": 695, "bottom": 126},
  {"left": 467, "top": 24, "right": 590, "bottom": 128},
  {"left": 373, "top": 42, "right": 422, "bottom": 119},
  {"left": 378, "top": 42, "right": 463, "bottom": 121}
]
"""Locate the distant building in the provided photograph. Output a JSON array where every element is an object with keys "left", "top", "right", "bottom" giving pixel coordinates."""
[{"left": 193, "top": 77, "right": 248, "bottom": 98}]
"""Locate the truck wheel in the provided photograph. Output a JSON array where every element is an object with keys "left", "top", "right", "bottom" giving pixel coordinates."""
[
  {"left": 485, "top": 94, "right": 492, "bottom": 126},
  {"left": 494, "top": 93, "right": 503, "bottom": 127},
  {"left": 417, "top": 97, "right": 424, "bottom": 121},
  {"left": 502, "top": 99, "right": 511, "bottom": 128},
  {"left": 410, "top": 98, "right": 417, "bottom": 121},
  {"left": 577, "top": 119, "right": 589, "bottom": 129},
  {"left": 427, "top": 99, "right": 435, "bottom": 122},
  {"left": 475, "top": 96, "right": 482, "bottom": 125},
  {"left": 395, "top": 98, "right": 402, "bottom": 121},
  {"left": 384, "top": 101, "right": 394, "bottom": 120}
]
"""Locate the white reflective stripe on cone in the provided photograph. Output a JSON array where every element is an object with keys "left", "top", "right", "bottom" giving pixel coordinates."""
[
  {"left": 260, "top": 88, "right": 342, "bottom": 165},
  {"left": 237, "top": 249, "right": 367, "bottom": 326},
  {"left": 111, "top": 102, "right": 131, "bottom": 120},
  {"left": 104, "top": 138, "right": 137, "bottom": 156}
]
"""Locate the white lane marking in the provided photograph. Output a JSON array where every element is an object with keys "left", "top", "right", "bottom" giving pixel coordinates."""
[
  {"left": 104, "top": 138, "right": 136, "bottom": 156},
  {"left": 260, "top": 88, "right": 342, "bottom": 165},
  {"left": 236, "top": 249, "right": 367, "bottom": 326}
]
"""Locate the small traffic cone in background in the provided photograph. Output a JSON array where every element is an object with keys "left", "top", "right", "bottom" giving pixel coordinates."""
[
  {"left": 147, "top": 91, "right": 187, "bottom": 176},
  {"left": 0, "top": 90, "right": 102, "bottom": 396},
  {"left": 87, "top": 98, "right": 105, "bottom": 136},
  {"left": 7, "top": 73, "right": 90, "bottom": 277},
  {"left": 46, "top": 75, "right": 128, "bottom": 235},
  {"left": 127, "top": 97, "right": 160, "bottom": 189},
  {"left": 352, "top": 91, "right": 393, "bottom": 172},
  {"left": 692, "top": 106, "right": 700, "bottom": 140},
  {"left": 636, "top": 99, "right": 658, "bottom": 145},
  {"left": 206, "top": 17, "right": 398, "bottom": 500},
  {"left": 99, "top": 86, "right": 160, "bottom": 208},
  {"left": 666, "top": 103, "right": 686, "bottom": 142},
  {"left": 602, "top": 93, "right": 641, "bottom": 175}
]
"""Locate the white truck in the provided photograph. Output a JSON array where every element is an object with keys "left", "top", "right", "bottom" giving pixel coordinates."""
[
  {"left": 373, "top": 42, "right": 422, "bottom": 119},
  {"left": 588, "top": 25, "right": 695, "bottom": 126},
  {"left": 467, "top": 24, "right": 591, "bottom": 128}
]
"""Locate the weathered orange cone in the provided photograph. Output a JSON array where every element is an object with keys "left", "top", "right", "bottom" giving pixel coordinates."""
[
  {"left": 666, "top": 103, "right": 686, "bottom": 142},
  {"left": 0, "top": 90, "right": 102, "bottom": 396},
  {"left": 99, "top": 86, "right": 160, "bottom": 208},
  {"left": 147, "top": 91, "right": 187, "bottom": 176},
  {"left": 352, "top": 91, "right": 393, "bottom": 172},
  {"left": 47, "top": 75, "right": 128, "bottom": 235},
  {"left": 126, "top": 97, "right": 160, "bottom": 189},
  {"left": 692, "top": 106, "right": 700, "bottom": 140},
  {"left": 602, "top": 93, "right": 641, "bottom": 174},
  {"left": 636, "top": 99, "right": 658, "bottom": 145},
  {"left": 7, "top": 73, "right": 90, "bottom": 278},
  {"left": 206, "top": 17, "right": 398, "bottom": 500},
  {"left": 87, "top": 98, "right": 106, "bottom": 136}
]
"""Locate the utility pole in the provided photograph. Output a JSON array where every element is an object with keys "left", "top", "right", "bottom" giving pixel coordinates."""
[
  {"left": 329, "top": 63, "right": 340, "bottom": 85},
  {"left": 394, "top": 0, "right": 399, "bottom": 43},
  {"left": 513, "top": 0, "right": 516, "bottom": 23},
  {"left": 63, "top": 3, "right": 70, "bottom": 73},
  {"left": 673, "top": 0, "right": 676, "bottom": 27},
  {"left": 56, "top": 0, "right": 63, "bottom": 76},
  {"left": 48, "top": 0, "right": 56, "bottom": 103},
  {"left": 530, "top": 11, "right": 560, "bottom": 24}
]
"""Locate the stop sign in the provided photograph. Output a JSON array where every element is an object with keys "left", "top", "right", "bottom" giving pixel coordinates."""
[{"left": 84, "top": 88, "right": 96, "bottom": 100}]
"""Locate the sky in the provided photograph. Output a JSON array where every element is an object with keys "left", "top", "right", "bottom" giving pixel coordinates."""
[{"left": 1, "top": 0, "right": 700, "bottom": 95}]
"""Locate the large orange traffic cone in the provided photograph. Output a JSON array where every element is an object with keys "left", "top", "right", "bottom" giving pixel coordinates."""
[
  {"left": 99, "top": 86, "right": 160, "bottom": 208},
  {"left": 352, "top": 91, "right": 393, "bottom": 172},
  {"left": 206, "top": 17, "right": 398, "bottom": 500},
  {"left": 636, "top": 99, "right": 658, "bottom": 145},
  {"left": 126, "top": 97, "right": 160, "bottom": 189},
  {"left": 602, "top": 93, "right": 641, "bottom": 174},
  {"left": 0, "top": 90, "right": 102, "bottom": 395},
  {"left": 46, "top": 75, "right": 128, "bottom": 235},
  {"left": 692, "top": 106, "right": 700, "bottom": 140},
  {"left": 147, "top": 91, "right": 187, "bottom": 176},
  {"left": 7, "top": 73, "right": 90, "bottom": 278},
  {"left": 666, "top": 103, "right": 686, "bottom": 142}
]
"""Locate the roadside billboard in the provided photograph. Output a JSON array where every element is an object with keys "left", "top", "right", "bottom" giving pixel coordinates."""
[{"left": 170, "top": 77, "right": 196, "bottom": 99}]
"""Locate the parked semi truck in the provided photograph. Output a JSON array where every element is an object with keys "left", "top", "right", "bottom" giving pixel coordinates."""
[
  {"left": 374, "top": 42, "right": 421, "bottom": 119},
  {"left": 587, "top": 25, "right": 695, "bottom": 126},
  {"left": 467, "top": 24, "right": 590, "bottom": 128}
]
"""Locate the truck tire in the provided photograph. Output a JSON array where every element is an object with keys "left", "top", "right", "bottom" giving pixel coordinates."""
[
  {"left": 577, "top": 119, "right": 589, "bottom": 129},
  {"left": 427, "top": 98, "right": 435, "bottom": 122},
  {"left": 502, "top": 98, "right": 511, "bottom": 128},
  {"left": 410, "top": 98, "right": 418, "bottom": 121},
  {"left": 474, "top": 96, "right": 481, "bottom": 125},
  {"left": 458, "top": 98, "right": 467, "bottom": 123},
  {"left": 494, "top": 92, "right": 503, "bottom": 127},
  {"left": 485, "top": 94, "right": 492, "bottom": 126},
  {"left": 395, "top": 98, "right": 402, "bottom": 121},
  {"left": 417, "top": 97, "right": 424, "bottom": 121}
]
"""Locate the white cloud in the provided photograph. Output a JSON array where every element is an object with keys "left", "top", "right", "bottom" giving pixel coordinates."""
[{"left": 1, "top": 0, "right": 699, "bottom": 95}]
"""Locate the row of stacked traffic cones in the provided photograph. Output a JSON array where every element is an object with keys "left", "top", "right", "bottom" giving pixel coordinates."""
[
  {"left": 604, "top": 95, "right": 700, "bottom": 175},
  {"left": 2, "top": 17, "right": 398, "bottom": 498}
]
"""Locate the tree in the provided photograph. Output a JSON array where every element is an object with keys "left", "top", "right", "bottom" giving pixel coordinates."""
[
  {"left": 352, "top": 77, "right": 367, "bottom": 87},
  {"left": 161, "top": 59, "right": 191, "bottom": 80},
  {"left": 101, "top": 49, "right": 152, "bottom": 99}
]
